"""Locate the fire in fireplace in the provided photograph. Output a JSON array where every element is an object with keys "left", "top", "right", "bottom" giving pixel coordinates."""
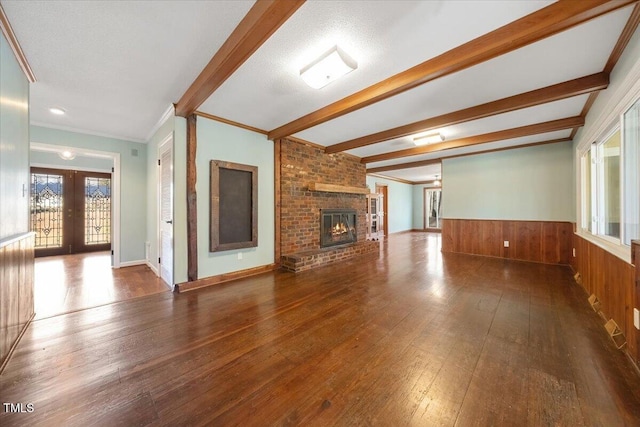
[{"left": 320, "top": 209, "right": 357, "bottom": 248}]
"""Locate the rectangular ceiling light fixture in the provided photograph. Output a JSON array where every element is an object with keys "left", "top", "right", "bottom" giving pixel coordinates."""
[
  {"left": 413, "top": 133, "right": 445, "bottom": 146},
  {"left": 300, "top": 45, "right": 357, "bottom": 89}
]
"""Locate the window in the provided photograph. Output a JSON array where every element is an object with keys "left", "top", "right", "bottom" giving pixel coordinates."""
[
  {"left": 581, "top": 98, "right": 640, "bottom": 247},
  {"left": 623, "top": 99, "right": 640, "bottom": 246}
]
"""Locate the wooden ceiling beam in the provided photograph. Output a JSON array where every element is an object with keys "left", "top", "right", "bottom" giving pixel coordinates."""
[
  {"left": 570, "top": 3, "right": 640, "bottom": 138},
  {"left": 268, "top": 0, "right": 634, "bottom": 141},
  {"left": 326, "top": 72, "right": 608, "bottom": 154},
  {"left": 366, "top": 138, "right": 572, "bottom": 174},
  {"left": 367, "top": 159, "right": 442, "bottom": 174},
  {"left": 175, "top": 0, "right": 305, "bottom": 118},
  {"left": 361, "top": 116, "right": 584, "bottom": 164}
]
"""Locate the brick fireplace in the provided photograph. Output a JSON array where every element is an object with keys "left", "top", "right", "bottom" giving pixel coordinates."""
[{"left": 279, "top": 138, "right": 379, "bottom": 272}]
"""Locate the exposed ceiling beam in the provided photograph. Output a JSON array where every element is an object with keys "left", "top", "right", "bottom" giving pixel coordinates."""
[
  {"left": 366, "top": 138, "right": 572, "bottom": 173},
  {"left": 267, "top": 0, "right": 634, "bottom": 141},
  {"left": 326, "top": 72, "right": 608, "bottom": 154},
  {"left": 361, "top": 116, "right": 584, "bottom": 164},
  {"left": 366, "top": 173, "right": 414, "bottom": 185},
  {"left": 175, "top": 0, "right": 305, "bottom": 117},
  {"left": 367, "top": 159, "right": 442, "bottom": 174},
  {"left": 570, "top": 3, "right": 640, "bottom": 138}
]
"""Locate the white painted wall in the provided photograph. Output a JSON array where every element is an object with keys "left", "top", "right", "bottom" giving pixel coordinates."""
[
  {"left": 365, "top": 176, "right": 413, "bottom": 233},
  {"left": 30, "top": 125, "right": 148, "bottom": 263},
  {"left": 0, "top": 31, "right": 30, "bottom": 240},
  {"left": 442, "top": 142, "right": 574, "bottom": 221}
]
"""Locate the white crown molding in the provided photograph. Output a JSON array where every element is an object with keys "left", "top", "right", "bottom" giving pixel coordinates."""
[
  {"left": 145, "top": 104, "right": 175, "bottom": 142},
  {"left": 30, "top": 121, "right": 146, "bottom": 144}
]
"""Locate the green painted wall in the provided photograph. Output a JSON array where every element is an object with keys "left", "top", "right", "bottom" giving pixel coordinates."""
[
  {"left": 0, "top": 31, "right": 30, "bottom": 240},
  {"left": 194, "top": 117, "right": 275, "bottom": 279},
  {"left": 443, "top": 142, "right": 574, "bottom": 221},
  {"left": 30, "top": 150, "right": 112, "bottom": 171},
  {"left": 365, "top": 176, "right": 413, "bottom": 233},
  {"left": 30, "top": 126, "right": 148, "bottom": 262}
]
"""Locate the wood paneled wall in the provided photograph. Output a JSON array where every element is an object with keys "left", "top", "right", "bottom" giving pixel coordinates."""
[
  {"left": 0, "top": 232, "right": 35, "bottom": 372},
  {"left": 571, "top": 235, "right": 637, "bottom": 365},
  {"left": 441, "top": 219, "right": 572, "bottom": 265},
  {"left": 634, "top": 241, "right": 640, "bottom": 364}
]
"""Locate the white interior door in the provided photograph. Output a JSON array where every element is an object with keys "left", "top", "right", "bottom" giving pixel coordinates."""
[{"left": 159, "top": 138, "right": 173, "bottom": 287}]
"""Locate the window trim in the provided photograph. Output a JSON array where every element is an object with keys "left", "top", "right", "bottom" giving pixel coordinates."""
[{"left": 575, "top": 73, "right": 640, "bottom": 265}]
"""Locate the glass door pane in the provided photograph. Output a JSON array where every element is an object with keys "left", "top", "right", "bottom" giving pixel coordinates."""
[
  {"left": 425, "top": 189, "right": 442, "bottom": 229},
  {"left": 31, "top": 172, "right": 65, "bottom": 250}
]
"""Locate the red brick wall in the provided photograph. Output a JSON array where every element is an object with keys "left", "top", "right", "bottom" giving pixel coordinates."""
[{"left": 280, "top": 139, "right": 367, "bottom": 255}]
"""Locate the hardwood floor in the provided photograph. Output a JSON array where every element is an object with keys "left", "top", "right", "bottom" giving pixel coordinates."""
[
  {"left": 2, "top": 233, "right": 640, "bottom": 426},
  {"left": 34, "top": 252, "right": 169, "bottom": 319}
]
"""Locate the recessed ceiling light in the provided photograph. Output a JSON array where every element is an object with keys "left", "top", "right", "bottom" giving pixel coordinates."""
[
  {"left": 49, "top": 107, "right": 66, "bottom": 115},
  {"left": 413, "top": 133, "right": 444, "bottom": 146},
  {"left": 58, "top": 150, "right": 76, "bottom": 160},
  {"left": 300, "top": 45, "right": 357, "bottom": 89}
]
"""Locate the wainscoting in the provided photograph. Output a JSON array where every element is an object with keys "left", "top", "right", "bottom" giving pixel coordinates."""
[
  {"left": 441, "top": 219, "right": 573, "bottom": 265},
  {"left": 0, "top": 232, "right": 35, "bottom": 372},
  {"left": 571, "top": 235, "right": 638, "bottom": 366}
]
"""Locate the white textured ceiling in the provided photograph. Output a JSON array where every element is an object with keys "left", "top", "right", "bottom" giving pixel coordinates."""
[
  {"left": 2, "top": 0, "right": 635, "bottom": 182},
  {"left": 1, "top": 0, "right": 254, "bottom": 142}
]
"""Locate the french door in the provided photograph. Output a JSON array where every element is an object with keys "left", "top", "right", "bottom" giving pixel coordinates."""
[
  {"left": 30, "top": 167, "right": 112, "bottom": 257},
  {"left": 424, "top": 188, "right": 443, "bottom": 230}
]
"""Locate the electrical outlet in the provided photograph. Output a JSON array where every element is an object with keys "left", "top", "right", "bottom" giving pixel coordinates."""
[
  {"left": 237, "top": 252, "right": 243, "bottom": 260},
  {"left": 503, "top": 240, "right": 509, "bottom": 248},
  {"left": 634, "top": 308, "right": 639, "bottom": 330},
  {"left": 572, "top": 248, "right": 576, "bottom": 257}
]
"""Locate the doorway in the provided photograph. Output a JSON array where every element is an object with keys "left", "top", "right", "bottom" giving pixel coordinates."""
[
  {"left": 30, "top": 167, "right": 111, "bottom": 257},
  {"left": 424, "top": 188, "right": 443, "bottom": 231},
  {"left": 158, "top": 135, "right": 174, "bottom": 287},
  {"left": 375, "top": 184, "right": 388, "bottom": 237}
]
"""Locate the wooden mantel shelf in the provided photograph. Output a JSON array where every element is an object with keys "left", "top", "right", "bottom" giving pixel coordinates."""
[{"left": 308, "top": 182, "right": 370, "bottom": 195}]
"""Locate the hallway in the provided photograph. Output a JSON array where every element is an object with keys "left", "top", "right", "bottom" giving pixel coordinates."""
[{"left": 34, "top": 252, "right": 168, "bottom": 319}]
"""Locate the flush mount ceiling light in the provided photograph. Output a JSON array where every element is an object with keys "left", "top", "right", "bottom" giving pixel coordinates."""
[
  {"left": 413, "top": 132, "right": 445, "bottom": 146},
  {"left": 49, "top": 107, "right": 66, "bottom": 115},
  {"left": 300, "top": 45, "right": 357, "bottom": 89},
  {"left": 58, "top": 150, "right": 76, "bottom": 160}
]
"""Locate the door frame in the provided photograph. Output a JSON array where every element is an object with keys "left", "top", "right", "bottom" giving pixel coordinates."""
[
  {"left": 423, "top": 187, "right": 443, "bottom": 232},
  {"left": 30, "top": 142, "right": 122, "bottom": 267},
  {"left": 157, "top": 134, "right": 174, "bottom": 288},
  {"left": 375, "top": 184, "right": 388, "bottom": 237}
]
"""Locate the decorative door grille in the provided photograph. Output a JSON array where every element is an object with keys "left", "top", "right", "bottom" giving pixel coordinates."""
[
  {"left": 84, "top": 177, "right": 111, "bottom": 245},
  {"left": 30, "top": 172, "right": 65, "bottom": 249}
]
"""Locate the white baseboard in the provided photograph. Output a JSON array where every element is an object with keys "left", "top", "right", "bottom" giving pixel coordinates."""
[
  {"left": 119, "top": 259, "right": 147, "bottom": 268},
  {"left": 146, "top": 260, "right": 159, "bottom": 276}
]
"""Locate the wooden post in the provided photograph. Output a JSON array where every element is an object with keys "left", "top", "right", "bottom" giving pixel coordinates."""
[
  {"left": 274, "top": 139, "right": 282, "bottom": 265},
  {"left": 187, "top": 114, "right": 198, "bottom": 282}
]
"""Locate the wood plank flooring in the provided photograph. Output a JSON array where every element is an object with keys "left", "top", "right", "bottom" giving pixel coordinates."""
[
  {"left": 33, "top": 252, "right": 169, "bottom": 319},
  {"left": 2, "top": 233, "right": 640, "bottom": 426}
]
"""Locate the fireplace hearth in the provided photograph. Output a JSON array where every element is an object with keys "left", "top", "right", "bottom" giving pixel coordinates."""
[{"left": 320, "top": 209, "right": 357, "bottom": 248}]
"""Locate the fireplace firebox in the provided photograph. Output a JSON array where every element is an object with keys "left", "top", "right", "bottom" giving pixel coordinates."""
[{"left": 320, "top": 209, "right": 357, "bottom": 248}]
